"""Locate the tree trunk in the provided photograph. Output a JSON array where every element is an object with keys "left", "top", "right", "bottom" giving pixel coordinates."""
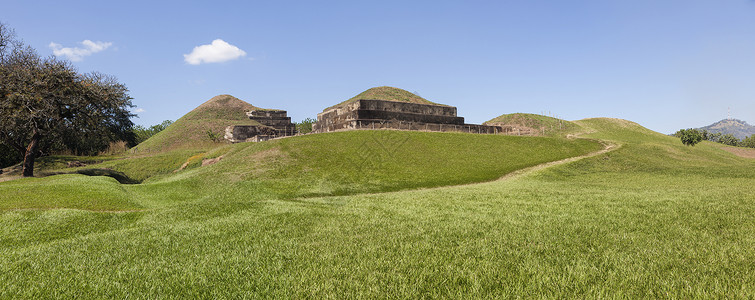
[{"left": 22, "top": 131, "right": 40, "bottom": 177}]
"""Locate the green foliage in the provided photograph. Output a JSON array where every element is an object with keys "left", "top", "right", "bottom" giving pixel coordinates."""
[
  {"left": 205, "top": 129, "right": 223, "bottom": 143},
  {"left": 716, "top": 133, "right": 740, "bottom": 146},
  {"left": 0, "top": 142, "right": 22, "bottom": 168},
  {"left": 741, "top": 134, "right": 755, "bottom": 148},
  {"left": 294, "top": 118, "right": 316, "bottom": 134},
  {"left": 0, "top": 23, "right": 134, "bottom": 176},
  {"left": 695, "top": 129, "right": 746, "bottom": 147},
  {"left": 132, "top": 120, "right": 173, "bottom": 144},
  {"left": 675, "top": 128, "right": 703, "bottom": 146}
]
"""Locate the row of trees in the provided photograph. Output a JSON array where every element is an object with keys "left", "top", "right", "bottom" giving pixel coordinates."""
[
  {"left": 0, "top": 119, "right": 174, "bottom": 169},
  {"left": 1, "top": 23, "right": 135, "bottom": 176},
  {"left": 674, "top": 128, "right": 755, "bottom": 148}
]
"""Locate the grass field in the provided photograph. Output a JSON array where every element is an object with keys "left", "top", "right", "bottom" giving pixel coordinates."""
[{"left": 1, "top": 118, "right": 753, "bottom": 298}]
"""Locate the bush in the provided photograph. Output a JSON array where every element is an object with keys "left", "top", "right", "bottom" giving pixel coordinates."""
[
  {"left": 717, "top": 134, "right": 741, "bottom": 146},
  {"left": 741, "top": 135, "right": 755, "bottom": 148},
  {"left": 0, "top": 142, "right": 22, "bottom": 168},
  {"left": 295, "top": 118, "right": 316, "bottom": 134},
  {"left": 675, "top": 129, "right": 703, "bottom": 146},
  {"left": 206, "top": 129, "right": 224, "bottom": 143}
]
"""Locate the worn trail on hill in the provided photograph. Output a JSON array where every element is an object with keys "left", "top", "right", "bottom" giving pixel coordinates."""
[
  {"left": 496, "top": 139, "right": 617, "bottom": 181},
  {"left": 306, "top": 135, "right": 619, "bottom": 200}
]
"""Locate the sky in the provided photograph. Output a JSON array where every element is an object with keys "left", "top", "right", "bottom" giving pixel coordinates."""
[{"left": 3, "top": 0, "right": 755, "bottom": 134}]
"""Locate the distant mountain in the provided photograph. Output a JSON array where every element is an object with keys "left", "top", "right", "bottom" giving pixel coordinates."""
[{"left": 698, "top": 119, "right": 755, "bottom": 139}]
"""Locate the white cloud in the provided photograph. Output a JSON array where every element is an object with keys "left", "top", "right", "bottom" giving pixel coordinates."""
[
  {"left": 49, "top": 40, "right": 113, "bottom": 61},
  {"left": 133, "top": 108, "right": 145, "bottom": 113},
  {"left": 184, "top": 39, "right": 247, "bottom": 65}
]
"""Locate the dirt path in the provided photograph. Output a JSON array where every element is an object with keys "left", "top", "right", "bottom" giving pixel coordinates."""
[
  {"left": 718, "top": 145, "right": 755, "bottom": 159},
  {"left": 496, "top": 139, "right": 618, "bottom": 181},
  {"left": 320, "top": 136, "right": 620, "bottom": 199}
]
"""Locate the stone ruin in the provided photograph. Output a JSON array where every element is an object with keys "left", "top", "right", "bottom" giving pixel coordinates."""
[
  {"left": 222, "top": 87, "right": 540, "bottom": 144},
  {"left": 247, "top": 110, "right": 297, "bottom": 136},
  {"left": 312, "top": 99, "right": 503, "bottom": 134},
  {"left": 225, "top": 109, "right": 297, "bottom": 143}
]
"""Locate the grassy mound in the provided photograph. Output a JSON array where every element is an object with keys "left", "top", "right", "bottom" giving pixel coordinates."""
[
  {"left": 485, "top": 113, "right": 580, "bottom": 136},
  {"left": 133, "top": 95, "right": 271, "bottom": 153},
  {"left": 0, "top": 174, "right": 141, "bottom": 211},
  {"left": 547, "top": 117, "right": 752, "bottom": 176},
  {"left": 153, "top": 130, "right": 602, "bottom": 201},
  {"left": 323, "top": 86, "right": 448, "bottom": 111},
  {"left": 5, "top": 130, "right": 603, "bottom": 208}
]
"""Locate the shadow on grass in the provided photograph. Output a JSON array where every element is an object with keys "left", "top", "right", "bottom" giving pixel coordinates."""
[{"left": 43, "top": 168, "right": 141, "bottom": 184}]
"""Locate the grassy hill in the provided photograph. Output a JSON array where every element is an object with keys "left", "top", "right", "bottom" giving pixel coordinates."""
[
  {"left": 133, "top": 95, "right": 271, "bottom": 153},
  {"left": 1, "top": 119, "right": 754, "bottom": 298},
  {"left": 2, "top": 130, "right": 602, "bottom": 207},
  {"left": 323, "top": 86, "right": 448, "bottom": 111},
  {"left": 485, "top": 113, "right": 580, "bottom": 136}
]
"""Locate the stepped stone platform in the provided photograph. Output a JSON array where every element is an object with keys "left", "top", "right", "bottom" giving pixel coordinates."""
[
  {"left": 225, "top": 110, "right": 297, "bottom": 143},
  {"left": 247, "top": 110, "right": 297, "bottom": 136},
  {"left": 312, "top": 99, "right": 502, "bottom": 134}
]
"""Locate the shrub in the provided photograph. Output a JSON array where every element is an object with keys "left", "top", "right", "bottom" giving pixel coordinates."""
[
  {"left": 741, "top": 135, "right": 755, "bottom": 148},
  {"left": 295, "top": 118, "right": 316, "bottom": 134},
  {"left": 206, "top": 129, "right": 224, "bottom": 143},
  {"left": 675, "top": 128, "right": 703, "bottom": 146}
]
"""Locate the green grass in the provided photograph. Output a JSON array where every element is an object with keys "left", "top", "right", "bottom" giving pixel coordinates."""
[
  {"left": 31, "top": 149, "right": 205, "bottom": 183},
  {"left": 124, "top": 130, "right": 601, "bottom": 207},
  {"left": 0, "top": 175, "right": 142, "bottom": 211},
  {"left": 6, "top": 130, "right": 601, "bottom": 209},
  {"left": 1, "top": 120, "right": 753, "bottom": 298}
]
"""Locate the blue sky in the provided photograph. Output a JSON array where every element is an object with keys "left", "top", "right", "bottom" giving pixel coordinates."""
[{"left": 4, "top": 0, "right": 755, "bottom": 133}]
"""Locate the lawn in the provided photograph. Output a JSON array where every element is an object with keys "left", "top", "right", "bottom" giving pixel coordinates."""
[{"left": 0, "top": 119, "right": 753, "bottom": 298}]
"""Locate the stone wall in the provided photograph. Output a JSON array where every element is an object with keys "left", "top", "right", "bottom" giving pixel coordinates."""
[
  {"left": 224, "top": 125, "right": 277, "bottom": 143},
  {"left": 319, "top": 119, "right": 504, "bottom": 134},
  {"left": 247, "top": 110, "right": 297, "bottom": 136},
  {"left": 490, "top": 124, "right": 541, "bottom": 136},
  {"left": 357, "top": 99, "right": 457, "bottom": 116},
  {"left": 313, "top": 99, "right": 467, "bottom": 133}
]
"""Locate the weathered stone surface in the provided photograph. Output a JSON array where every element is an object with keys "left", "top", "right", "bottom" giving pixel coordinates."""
[
  {"left": 485, "top": 123, "right": 541, "bottom": 136},
  {"left": 224, "top": 125, "right": 277, "bottom": 143},
  {"left": 201, "top": 155, "right": 224, "bottom": 167},
  {"left": 246, "top": 110, "right": 297, "bottom": 136},
  {"left": 225, "top": 109, "right": 298, "bottom": 143},
  {"left": 313, "top": 99, "right": 501, "bottom": 134}
]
